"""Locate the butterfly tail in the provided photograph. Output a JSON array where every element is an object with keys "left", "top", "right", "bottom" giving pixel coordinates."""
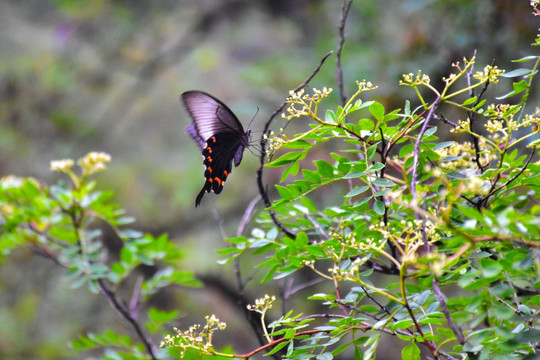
[{"left": 195, "top": 181, "right": 212, "bottom": 207}]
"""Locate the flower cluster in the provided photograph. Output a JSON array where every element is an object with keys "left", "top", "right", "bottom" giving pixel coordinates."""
[
  {"left": 400, "top": 71, "right": 431, "bottom": 86},
  {"left": 450, "top": 119, "right": 471, "bottom": 133},
  {"left": 356, "top": 79, "right": 377, "bottom": 92},
  {"left": 247, "top": 294, "right": 276, "bottom": 313},
  {"left": 263, "top": 129, "right": 287, "bottom": 160},
  {"left": 523, "top": 107, "right": 540, "bottom": 128},
  {"left": 485, "top": 119, "right": 504, "bottom": 133},
  {"left": 329, "top": 257, "right": 367, "bottom": 281},
  {"left": 473, "top": 65, "right": 505, "bottom": 84},
  {"left": 435, "top": 140, "right": 494, "bottom": 170},
  {"left": 50, "top": 159, "right": 75, "bottom": 172},
  {"left": 282, "top": 87, "right": 332, "bottom": 121},
  {"left": 160, "top": 315, "right": 226, "bottom": 357},
  {"left": 78, "top": 152, "right": 111, "bottom": 176}
]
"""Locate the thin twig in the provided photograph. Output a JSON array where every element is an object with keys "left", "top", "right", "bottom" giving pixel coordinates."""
[
  {"left": 336, "top": 0, "right": 353, "bottom": 106},
  {"left": 129, "top": 276, "right": 143, "bottom": 317},
  {"left": 435, "top": 113, "right": 458, "bottom": 127},
  {"left": 411, "top": 95, "right": 441, "bottom": 202},
  {"left": 283, "top": 277, "right": 325, "bottom": 299},
  {"left": 237, "top": 194, "right": 262, "bottom": 237},
  {"left": 97, "top": 279, "right": 157, "bottom": 360},
  {"left": 432, "top": 277, "right": 465, "bottom": 345},
  {"left": 305, "top": 214, "right": 330, "bottom": 240},
  {"left": 481, "top": 147, "right": 536, "bottom": 207}
]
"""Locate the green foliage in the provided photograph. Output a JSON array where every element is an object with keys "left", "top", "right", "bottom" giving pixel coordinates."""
[
  {"left": 2, "top": 3, "right": 540, "bottom": 360},
  {"left": 0, "top": 152, "right": 200, "bottom": 359},
  {"left": 163, "top": 23, "right": 540, "bottom": 360}
]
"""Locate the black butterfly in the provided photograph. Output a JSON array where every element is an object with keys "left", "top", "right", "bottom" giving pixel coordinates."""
[{"left": 182, "top": 91, "right": 251, "bottom": 207}]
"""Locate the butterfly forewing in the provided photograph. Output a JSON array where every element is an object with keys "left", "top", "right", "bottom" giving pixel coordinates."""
[
  {"left": 182, "top": 91, "right": 244, "bottom": 142},
  {"left": 181, "top": 91, "right": 250, "bottom": 207}
]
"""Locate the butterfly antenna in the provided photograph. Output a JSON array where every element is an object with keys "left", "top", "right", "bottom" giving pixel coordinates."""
[{"left": 247, "top": 107, "right": 259, "bottom": 130}]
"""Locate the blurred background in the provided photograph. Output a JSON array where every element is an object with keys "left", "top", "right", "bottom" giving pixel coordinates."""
[{"left": 0, "top": 0, "right": 537, "bottom": 358}]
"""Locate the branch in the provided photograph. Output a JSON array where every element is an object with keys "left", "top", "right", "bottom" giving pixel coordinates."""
[
  {"left": 256, "top": 51, "right": 334, "bottom": 239},
  {"left": 237, "top": 194, "right": 262, "bottom": 237},
  {"left": 432, "top": 277, "right": 465, "bottom": 345},
  {"left": 336, "top": 0, "right": 353, "bottom": 106},
  {"left": 97, "top": 279, "right": 157, "bottom": 360},
  {"left": 411, "top": 95, "right": 440, "bottom": 204},
  {"left": 480, "top": 147, "right": 536, "bottom": 207}
]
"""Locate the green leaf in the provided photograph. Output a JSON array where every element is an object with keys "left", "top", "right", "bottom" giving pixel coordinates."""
[
  {"left": 399, "top": 144, "right": 414, "bottom": 157},
  {"left": 345, "top": 186, "right": 370, "bottom": 198},
  {"left": 326, "top": 110, "right": 337, "bottom": 124},
  {"left": 314, "top": 160, "right": 335, "bottom": 178},
  {"left": 369, "top": 163, "right": 385, "bottom": 172},
  {"left": 480, "top": 258, "right": 503, "bottom": 279},
  {"left": 283, "top": 140, "right": 311, "bottom": 149},
  {"left": 303, "top": 169, "right": 322, "bottom": 183},
  {"left": 373, "top": 200, "right": 385, "bottom": 215},
  {"left": 265, "top": 340, "right": 290, "bottom": 356},
  {"left": 512, "top": 79, "right": 528, "bottom": 93},
  {"left": 355, "top": 347, "right": 364, "bottom": 360},
  {"left": 462, "top": 96, "right": 477, "bottom": 106},
  {"left": 402, "top": 342, "right": 421, "bottom": 360},
  {"left": 512, "top": 55, "right": 538, "bottom": 62},
  {"left": 369, "top": 102, "right": 385, "bottom": 121},
  {"left": 281, "top": 161, "right": 300, "bottom": 182},
  {"left": 358, "top": 118, "right": 375, "bottom": 130},
  {"left": 491, "top": 304, "right": 515, "bottom": 320},
  {"left": 267, "top": 151, "right": 305, "bottom": 167},
  {"left": 275, "top": 185, "right": 293, "bottom": 200},
  {"left": 501, "top": 68, "right": 532, "bottom": 78},
  {"left": 148, "top": 308, "right": 179, "bottom": 324},
  {"left": 473, "top": 99, "right": 486, "bottom": 110},
  {"left": 344, "top": 171, "right": 366, "bottom": 179},
  {"left": 433, "top": 141, "right": 455, "bottom": 150},
  {"left": 317, "top": 352, "right": 333, "bottom": 360},
  {"left": 373, "top": 178, "right": 396, "bottom": 187},
  {"left": 424, "top": 126, "right": 437, "bottom": 137}
]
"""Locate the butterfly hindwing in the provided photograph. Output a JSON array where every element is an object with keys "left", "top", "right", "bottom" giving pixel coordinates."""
[{"left": 182, "top": 91, "right": 250, "bottom": 207}]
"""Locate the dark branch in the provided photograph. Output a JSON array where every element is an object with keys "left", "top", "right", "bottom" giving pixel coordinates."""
[
  {"left": 336, "top": 0, "right": 353, "bottom": 106},
  {"left": 97, "top": 279, "right": 157, "bottom": 360}
]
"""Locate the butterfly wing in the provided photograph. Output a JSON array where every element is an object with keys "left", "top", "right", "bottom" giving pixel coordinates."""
[
  {"left": 181, "top": 91, "right": 249, "bottom": 207},
  {"left": 182, "top": 91, "right": 245, "bottom": 142}
]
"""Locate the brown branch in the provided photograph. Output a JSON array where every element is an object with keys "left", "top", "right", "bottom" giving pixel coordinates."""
[{"left": 404, "top": 302, "right": 439, "bottom": 359}]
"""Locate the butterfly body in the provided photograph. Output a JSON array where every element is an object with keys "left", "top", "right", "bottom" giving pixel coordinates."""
[{"left": 182, "top": 91, "right": 250, "bottom": 206}]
